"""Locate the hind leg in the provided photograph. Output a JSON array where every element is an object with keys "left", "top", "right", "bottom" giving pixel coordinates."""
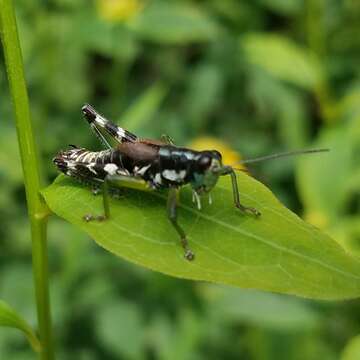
[
  {"left": 82, "top": 104, "right": 138, "bottom": 144},
  {"left": 83, "top": 174, "right": 150, "bottom": 222},
  {"left": 83, "top": 177, "right": 111, "bottom": 222}
]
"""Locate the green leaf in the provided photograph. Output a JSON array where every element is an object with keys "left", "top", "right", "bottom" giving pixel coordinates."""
[
  {"left": 42, "top": 174, "right": 360, "bottom": 300},
  {"left": 127, "top": 2, "right": 220, "bottom": 44},
  {"left": 241, "top": 34, "right": 323, "bottom": 90},
  {"left": 341, "top": 335, "right": 360, "bottom": 360},
  {"left": 75, "top": 13, "right": 139, "bottom": 61},
  {"left": 184, "top": 64, "right": 224, "bottom": 131},
  {"left": 0, "top": 300, "right": 41, "bottom": 353}
]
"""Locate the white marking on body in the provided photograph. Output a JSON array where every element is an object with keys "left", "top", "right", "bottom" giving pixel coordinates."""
[
  {"left": 135, "top": 164, "right": 151, "bottom": 176},
  {"left": 69, "top": 150, "right": 81, "bottom": 160},
  {"left": 179, "top": 170, "right": 187, "bottom": 179},
  {"left": 75, "top": 152, "right": 86, "bottom": 162},
  {"left": 93, "top": 150, "right": 108, "bottom": 163},
  {"left": 82, "top": 152, "right": 95, "bottom": 163},
  {"left": 117, "top": 168, "right": 130, "bottom": 176},
  {"left": 104, "top": 163, "right": 119, "bottom": 175},
  {"left": 95, "top": 114, "right": 107, "bottom": 126},
  {"left": 162, "top": 169, "right": 186, "bottom": 182},
  {"left": 117, "top": 128, "right": 126, "bottom": 139},
  {"left": 184, "top": 151, "right": 196, "bottom": 160},
  {"left": 87, "top": 163, "right": 98, "bottom": 175},
  {"left": 154, "top": 173, "right": 162, "bottom": 185},
  {"left": 67, "top": 161, "right": 77, "bottom": 170}
]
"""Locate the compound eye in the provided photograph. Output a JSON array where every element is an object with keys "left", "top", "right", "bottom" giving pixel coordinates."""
[{"left": 199, "top": 155, "right": 211, "bottom": 168}]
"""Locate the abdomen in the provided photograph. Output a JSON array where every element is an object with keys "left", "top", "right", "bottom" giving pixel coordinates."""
[{"left": 53, "top": 147, "right": 123, "bottom": 183}]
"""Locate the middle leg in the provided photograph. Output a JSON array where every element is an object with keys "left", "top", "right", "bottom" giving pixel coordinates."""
[{"left": 167, "top": 187, "right": 194, "bottom": 261}]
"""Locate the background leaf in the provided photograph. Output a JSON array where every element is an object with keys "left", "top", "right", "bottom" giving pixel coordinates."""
[
  {"left": 296, "top": 125, "right": 354, "bottom": 220},
  {"left": 259, "top": 0, "right": 302, "bottom": 15},
  {"left": 241, "top": 34, "right": 323, "bottom": 90},
  {"left": 341, "top": 335, "right": 360, "bottom": 360},
  {"left": 203, "top": 286, "right": 321, "bottom": 331},
  {"left": 96, "top": 299, "right": 144, "bottom": 359},
  {"left": 0, "top": 300, "right": 41, "bottom": 353},
  {"left": 42, "top": 173, "right": 360, "bottom": 300},
  {"left": 127, "top": 2, "right": 221, "bottom": 44},
  {"left": 119, "top": 82, "right": 168, "bottom": 132},
  {"left": 296, "top": 117, "right": 360, "bottom": 248}
]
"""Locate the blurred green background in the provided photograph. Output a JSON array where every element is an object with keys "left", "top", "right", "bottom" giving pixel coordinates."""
[{"left": 1, "top": 0, "right": 360, "bottom": 359}]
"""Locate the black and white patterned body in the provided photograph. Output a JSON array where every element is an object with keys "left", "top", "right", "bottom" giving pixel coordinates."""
[
  {"left": 53, "top": 147, "right": 127, "bottom": 184},
  {"left": 54, "top": 143, "right": 222, "bottom": 192},
  {"left": 53, "top": 104, "right": 223, "bottom": 194}
]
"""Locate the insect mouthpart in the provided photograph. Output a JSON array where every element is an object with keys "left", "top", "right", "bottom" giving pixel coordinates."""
[{"left": 195, "top": 158, "right": 223, "bottom": 194}]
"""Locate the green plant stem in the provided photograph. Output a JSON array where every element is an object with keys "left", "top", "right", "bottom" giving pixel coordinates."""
[
  {"left": 0, "top": 1, "right": 54, "bottom": 359},
  {"left": 305, "top": 0, "right": 337, "bottom": 123}
]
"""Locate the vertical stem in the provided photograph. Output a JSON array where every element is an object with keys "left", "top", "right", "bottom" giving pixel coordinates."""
[
  {"left": 306, "top": 0, "right": 325, "bottom": 58},
  {"left": 0, "top": 1, "right": 55, "bottom": 359},
  {"left": 305, "top": 0, "right": 336, "bottom": 124}
]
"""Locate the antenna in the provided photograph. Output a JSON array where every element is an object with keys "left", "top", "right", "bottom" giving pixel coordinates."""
[{"left": 232, "top": 148, "right": 329, "bottom": 168}]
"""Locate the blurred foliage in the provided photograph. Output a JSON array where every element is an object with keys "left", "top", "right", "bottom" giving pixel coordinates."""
[
  {"left": 0, "top": 300, "right": 41, "bottom": 352},
  {"left": 0, "top": 0, "right": 359, "bottom": 359},
  {"left": 341, "top": 335, "right": 360, "bottom": 360}
]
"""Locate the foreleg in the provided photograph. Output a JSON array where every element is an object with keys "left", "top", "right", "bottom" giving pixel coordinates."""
[{"left": 228, "top": 168, "right": 261, "bottom": 216}]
